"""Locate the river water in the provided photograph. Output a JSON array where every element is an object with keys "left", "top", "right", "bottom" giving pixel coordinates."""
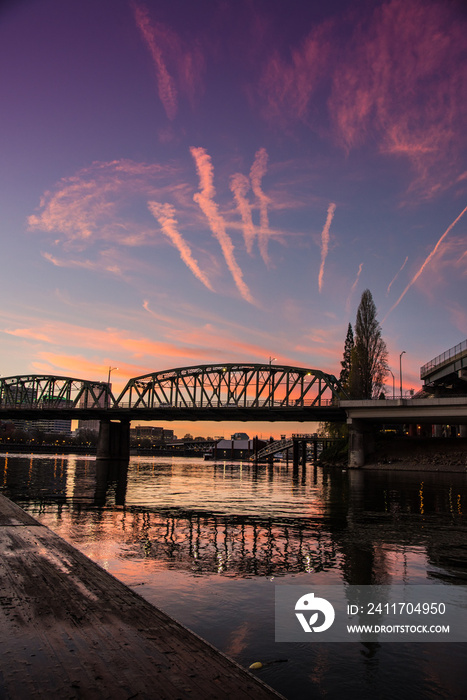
[{"left": 1, "top": 452, "right": 467, "bottom": 699}]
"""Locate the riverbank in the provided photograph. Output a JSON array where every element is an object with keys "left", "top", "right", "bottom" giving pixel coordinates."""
[
  {"left": 320, "top": 436, "right": 467, "bottom": 472},
  {"left": 364, "top": 436, "right": 467, "bottom": 472}
]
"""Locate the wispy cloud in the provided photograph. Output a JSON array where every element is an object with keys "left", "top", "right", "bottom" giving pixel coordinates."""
[
  {"left": 230, "top": 173, "right": 255, "bottom": 255},
  {"left": 30, "top": 353, "right": 144, "bottom": 386},
  {"left": 329, "top": 0, "right": 467, "bottom": 193},
  {"left": 250, "top": 148, "right": 272, "bottom": 266},
  {"left": 28, "top": 159, "right": 177, "bottom": 247},
  {"left": 131, "top": 2, "right": 205, "bottom": 122},
  {"left": 385, "top": 203, "right": 467, "bottom": 318},
  {"left": 258, "top": 26, "right": 330, "bottom": 129},
  {"left": 4, "top": 321, "right": 212, "bottom": 363},
  {"left": 318, "top": 202, "right": 336, "bottom": 293},
  {"left": 257, "top": 1, "right": 467, "bottom": 196},
  {"left": 148, "top": 201, "right": 213, "bottom": 290},
  {"left": 386, "top": 256, "right": 408, "bottom": 295},
  {"left": 132, "top": 2, "right": 178, "bottom": 120},
  {"left": 41, "top": 251, "right": 125, "bottom": 277},
  {"left": 190, "top": 147, "right": 255, "bottom": 304},
  {"left": 346, "top": 262, "right": 363, "bottom": 313}
]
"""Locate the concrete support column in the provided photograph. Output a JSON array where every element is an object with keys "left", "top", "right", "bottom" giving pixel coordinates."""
[
  {"left": 96, "top": 419, "right": 130, "bottom": 463},
  {"left": 347, "top": 419, "right": 365, "bottom": 468},
  {"left": 459, "top": 424, "right": 467, "bottom": 438},
  {"left": 433, "top": 424, "right": 443, "bottom": 437}
]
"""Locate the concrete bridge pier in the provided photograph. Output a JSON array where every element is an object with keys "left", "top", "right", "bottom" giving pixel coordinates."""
[
  {"left": 347, "top": 419, "right": 374, "bottom": 468},
  {"left": 96, "top": 419, "right": 130, "bottom": 463}
]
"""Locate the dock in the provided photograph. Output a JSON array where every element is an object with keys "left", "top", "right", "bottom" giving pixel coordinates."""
[{"left": 0, "top": 495, "right": 284, "bottom": 699}]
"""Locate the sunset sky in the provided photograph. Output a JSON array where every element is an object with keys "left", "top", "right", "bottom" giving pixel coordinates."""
[{"left": 1, "top": 0, "right": 466, "bottom": 437}]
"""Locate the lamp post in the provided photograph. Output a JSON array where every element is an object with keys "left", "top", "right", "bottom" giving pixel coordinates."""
[
  {"left": 268, "top": 357, "right": 276, "bottom": 407},
  {"left": 388, "top": 369, "right": 395, "bottom": 399},
  {"left": 107, "top": 366, "right": 119, "bottom": 385},
  {"left": 399, "top": 351, "right": 406, "bottom": 398}
]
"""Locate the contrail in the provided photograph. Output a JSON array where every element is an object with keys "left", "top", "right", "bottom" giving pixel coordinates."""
[
  {"left": 346, "top": 262, "right": 363, "bottom": 312},
  {"left": 250, "top": 148, "right": 271, "bottom": 267},
  {"left": 385, "top": 203, "right": 467, "bottom": 318},
  {"left": 230, "top": 173, "right": 256, "bottom": 255},
  {"left": 318, "top": 202, "right": 336, "bottom": 293},
  {"left": 132, "top": 3, "right": 177, "bottom": 120},
  {"left": 190, "top": 147, "right": 254, "bottom": 304},
  {"left": 148, "top": 201, "right": 213, "bottom": 290},
  {"left": 386, "top": 256, "right": 408, "bottom": 295}
]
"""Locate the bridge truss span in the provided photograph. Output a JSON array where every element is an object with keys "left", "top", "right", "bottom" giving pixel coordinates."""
[
  {"left": 0, "top": 374, "right": 112, "bottom": 414},
  {"left": 116, "top": 363, "right": 346, "bottom": 412}
]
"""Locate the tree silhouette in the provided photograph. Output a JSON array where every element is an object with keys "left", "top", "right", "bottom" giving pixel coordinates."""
[
  {"left": 350, "top": 289, "right": 388, "bottom": 398},
  {"left": 339, "top": 322, "right": 354, "bottom": 389}
]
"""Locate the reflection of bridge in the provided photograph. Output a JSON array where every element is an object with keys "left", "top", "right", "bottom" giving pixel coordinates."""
[{"left": 0, "top": 364, "right": 346, "bottom": 461}]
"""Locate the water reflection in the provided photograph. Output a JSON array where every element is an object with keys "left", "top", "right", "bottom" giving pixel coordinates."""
[
  {"left": 2, "top": 454, "right": 466, "bottom": 585},
  {"left": 1, "top": 453, "right": 467, "bottom": 700}
]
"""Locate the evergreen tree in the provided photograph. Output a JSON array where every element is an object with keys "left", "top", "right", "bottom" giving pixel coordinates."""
[
  {"left": 339, "top": 323, "right": 354, "bottom": 388},
  {"left": 350, "top": 289, "right": 388, "bottom": 398}
]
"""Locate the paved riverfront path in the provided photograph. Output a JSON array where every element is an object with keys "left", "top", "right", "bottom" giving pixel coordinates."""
[{"left": 0, "top": 495, "right": 283, "bottom": 699}]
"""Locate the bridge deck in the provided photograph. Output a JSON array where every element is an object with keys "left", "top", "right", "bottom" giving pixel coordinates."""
[{"left": 0, "top": 495, "right": 283, "bottom": 699}]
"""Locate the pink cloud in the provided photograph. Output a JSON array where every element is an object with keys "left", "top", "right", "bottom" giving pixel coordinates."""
[
  {"left": 190, "top": 147, "right": 255, "bottom": 304},
  {"left": 30, "top": 353, "right": 144, "bottom": 387},
  {"left": 318, "top": 202, "right": 336, "bottom": 293},
  {"left": 249, "top": 148, "right": 272, "bottom": 266},
  {"left": 257, "top": 1, "right": 467, "bottom": 196},
  {"left": 258, "top": 26, "right": 331, "bottom": 128},
  {"left": 230, "top": 173, "right": 255, "bottom": 255},
  {"left": 131, "top": 2, "right": 205, "bottom": 120},
  {"left": 132, "top": 3, "right": 178, "bottom": 119},
  {"left": 28, "top": 159, "right": 178, "bottom": 248},
  {"left": 4, "top": 321, "right": 212, "bottom": 363},
  {"left": 329, "top": 0, "right": 467, "bottom": 193},
  {"left": 148, "top": 201, "right": 214, "bottom": 290}
]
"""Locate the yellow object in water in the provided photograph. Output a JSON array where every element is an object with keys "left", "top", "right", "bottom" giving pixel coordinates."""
[{"left": 249, "top": 662, "right": 263, "bottom": 670}]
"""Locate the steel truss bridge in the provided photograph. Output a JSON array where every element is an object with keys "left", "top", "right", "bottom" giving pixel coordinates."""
[{"left": 0, "top": 364, "right": 347, "bottom": 422}]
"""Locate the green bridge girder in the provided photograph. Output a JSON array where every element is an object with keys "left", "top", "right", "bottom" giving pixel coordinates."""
[
  {"left": 0, "top": 364, "right": 348, "bottom": 422},
  {"left": 116, "top": 363, "right": 347, "bottom": 410}
]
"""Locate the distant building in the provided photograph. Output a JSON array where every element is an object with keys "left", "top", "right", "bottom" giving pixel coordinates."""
[
  {"left": 13, "top": 418, "right": 72, "bottom": 436},
  {"left": 130, "top": 425, "right": 175, "bottom": 443},
  {"left": 213, "top": 437, "right": 263, "bottom": 460},
  {"left": 231, "top": 432, "right": 249, "bottom": 441}
]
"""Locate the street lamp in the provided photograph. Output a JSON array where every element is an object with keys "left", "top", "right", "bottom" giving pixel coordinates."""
[
  {"left": 268, "top": 357, "right": 276, "bottom": 406},
  {"left": 399, "top": 351, "right": 406, "bottom": 398},
  {"left": 107, "top": 366, "right": 119, "bottom": 385},
  {"left": 388, "top": 369, "right": 395, "bottom": 399}
]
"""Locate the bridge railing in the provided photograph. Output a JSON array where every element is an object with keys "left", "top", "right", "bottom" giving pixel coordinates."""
[
  {"left": 111, "top": 398, "right": 339, "bottom": 410},
  {"left": 421, "top": 339, "right": 467, "bottom": 378}
]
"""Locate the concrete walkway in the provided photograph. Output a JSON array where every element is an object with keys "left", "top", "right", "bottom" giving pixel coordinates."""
[{"left": 0, "top": 495, "right": 284, "bottom": 699}]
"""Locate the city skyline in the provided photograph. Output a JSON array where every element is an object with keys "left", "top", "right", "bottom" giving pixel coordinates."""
[{"left": 1, "top": 0, "right": 466, "bottom": 437}]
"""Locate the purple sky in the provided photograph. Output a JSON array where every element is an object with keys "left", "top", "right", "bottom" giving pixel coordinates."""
[{"left": 1, "top": 0, "right": 466, "bottom": 437}]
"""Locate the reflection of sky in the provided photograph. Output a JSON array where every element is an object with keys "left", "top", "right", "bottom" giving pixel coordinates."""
[{"left": 1, "top": 1, "right": 467, "bottom": 439}]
